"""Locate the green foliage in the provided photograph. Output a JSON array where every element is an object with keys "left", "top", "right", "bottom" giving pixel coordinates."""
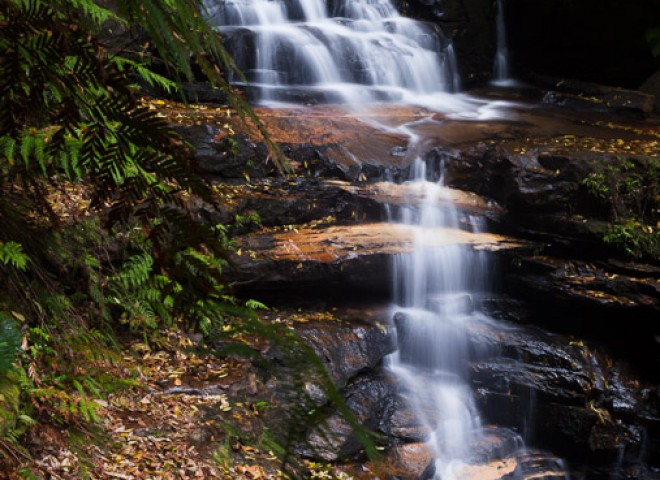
[
  {"left": 0, "top": 0, "right": 371, "bottom": 470},
  {"left": 0, "top": 242, "right": 29, "bottom": 271},
  {"left": 582, "top": 171, "right": 610, "bottom": 199},
  {"left": 0, "top": 313, "right": 22, "bottom": 375},
  {"left": 112, "top": 57, "right": 178, "bottom": 94},
  {"left": 581, "top": 156, "right": 658, "bottom": 258},
  {"left": 603, "top": 220, "right": 659, "bottom": 258}
]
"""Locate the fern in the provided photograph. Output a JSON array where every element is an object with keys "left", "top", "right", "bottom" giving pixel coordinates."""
[
  {"left": 0, "top": 312, "right": 22, "bottom": 375},
  {"left": 0, "top": 0, "right": 374, "bottom": 469},
  {"left": 60, "top": 0, "right": 125, "bottom": 27},
  {"left": 112, "top": 56, "right": 178, "bottom": 94},
  {"left": 0, "top": 242, "right": 30, "bottom": 271}
]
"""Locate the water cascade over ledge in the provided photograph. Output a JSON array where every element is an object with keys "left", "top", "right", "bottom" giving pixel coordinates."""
[
  {"left": 204, "top": 0, "right": 460, "bottom": 104},
  {"left": 203, "top": 1, "right": 571, "bottom": 476},
  {"left": 387, "top": 158, "right": 486, "bottom": 478},
  {"left": 385, "top": 158, "right": 569, "bottom": 479}
]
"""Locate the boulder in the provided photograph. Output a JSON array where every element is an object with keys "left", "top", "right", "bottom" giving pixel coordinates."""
[
  {"left": 302, "top": 372, "right": 398, "bottom": 461},
  {"left": 370, "top": 442, "right": 435, "bottom": 480},
  {"left": 640, "top": 70, "right": 660, "bottom": 114},
  {"left": 539, "top": 77, "right": 655, "bottom": 115},
  {"left": 295, "top": 321, "right": 396, "bottom": 392}
]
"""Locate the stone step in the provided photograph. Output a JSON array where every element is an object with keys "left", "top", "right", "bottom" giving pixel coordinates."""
[{"left": 231, "top": 223, "right": 528, "bottom": 291}]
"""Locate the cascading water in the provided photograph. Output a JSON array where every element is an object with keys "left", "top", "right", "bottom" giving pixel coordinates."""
[
  {"left": 204, "top": 0, "right": 459, "bottom": 104},
  {"left": 202, "top": 2, "right": 564, "bottom": 476},
  {"left": 385, "top": 157, "right": 569, "bottom": 479},
  {"left": 387, "top": 158, "right": 490, "bottom": 478},
  {"left": 492, "top": 0, "right": 513, "bottom": 85}
]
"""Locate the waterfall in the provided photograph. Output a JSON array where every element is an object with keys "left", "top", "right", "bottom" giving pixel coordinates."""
[
  {"left": 385, "top": 156, "right": 570, "bottom": 479},
  {"left": 492, "top": 0, "right": 513, "bottom": 85},
  {"left": 204, "top": 0, "right": 459, "bottom": 104},
  {"left": 387, "top": 158, "right": 489, "bottom": 478}
]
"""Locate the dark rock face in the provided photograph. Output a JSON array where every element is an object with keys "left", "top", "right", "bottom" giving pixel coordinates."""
[
  {"left": 295, "top": 322, "right": 396, "bottom": 391},
  {"left": 467, "top": 318, "right": 660, "bottom": 474},
  {"left": 174, "top": 124, "right": 272, "bottom": 178},
  {"left": 506, "top": 0, "right": 660, "bottom": 88},
  {"left": 640, "top": 70, "right": 660, "bottom": 114},
  {"left": 440, "top": 142, "right": 603, "bottom": 217},
  {"left": 303, "top": 372, "right": 398, "bottom": 461},
  {"left": 537, "top": 77, "right": 655, "bottom": 116},
  {"left": 371, "top": 442, "right": 435, "bottom": 480},
  {"left": 435, "top": 142, "right": 660, "bottom": 372},
  {"left": 170, "top": 91, "right": 659, "bottom": 478}
]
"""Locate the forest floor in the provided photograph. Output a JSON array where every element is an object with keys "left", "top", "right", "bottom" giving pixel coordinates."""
[{"left": 5, "top": 329, "right": 289, "bottom": 480}]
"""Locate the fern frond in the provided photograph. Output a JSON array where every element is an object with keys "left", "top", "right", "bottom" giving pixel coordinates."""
[
  {"left": 0, "top": 242, "right": 30, "bottom": 271},
  {"left": 112, "top": 56, "right": 178, "bottom": 94},
  {"left": 0, "top": 312, "right": 22, "bottom": 375}
]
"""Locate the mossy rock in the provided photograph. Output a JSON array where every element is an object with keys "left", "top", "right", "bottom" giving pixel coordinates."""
[{"left": 0, "top": 371, "right": 21, "bottom": 438}]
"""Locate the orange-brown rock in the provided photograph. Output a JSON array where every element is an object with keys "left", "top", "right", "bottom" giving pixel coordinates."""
[
  {"left": 371, "top": 442, "right": 435, "bottom": 480},
  {"left": 241, "top": 223, "right": 525, "bottom": 264}
]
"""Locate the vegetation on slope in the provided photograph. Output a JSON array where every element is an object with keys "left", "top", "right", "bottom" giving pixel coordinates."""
[{"left": 0, "top": 1, "right": 372, "bottom": 476}]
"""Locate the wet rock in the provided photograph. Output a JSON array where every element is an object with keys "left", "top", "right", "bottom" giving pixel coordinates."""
[
  {"left": 536, "top": 77, "right": 655, "bottom": 115},
  {"left": 542, "top": 90, "right": 654, "bottom": 116},
  {"left": 446, "top": 449, "right": 567, "bottom": 480},
  {"left": 467, "top": 427, "right": 524, "bottom": 463},
  {"left": 239, "top": 179, "right": 382, "bottom": 228},
  {"left": 304, "top": 415, "right": 360, "bottom": 462},
  {"left": 447, "top": 458, "right": 519, "bottom": 480},
  {"left": 231, "top": 223, "right": 528, "bottom": 293},
  {"left": 640, "top": 70, "right": 660, "bottom": 114},
  {"left": 475, "top": 391, "right": 643, "bottom": 467},
  {"left": 371, "top": 442, "right": 435, "bottom": 480},
  {"left": 505, "top": 257, "right": 660, "bottom": 315},
  {"left": 295, "top": 321, "right": 396, "bottom": 392},
  {"left": 543, "top": 91, "right": 613, "bottom": 114},
  {"left": 302, "top": 373, "right": 397, "bottom": 461},
  {"left": 471, "top": 359, "right": 593, "bottom": 405},
  {"left": 379, "top": 395, "right": 434, "bottom": 441},
  {"left": 174, "top": 124, "right": 271, "bottom": 178},
  {"left": 463, "top": 318, "right": 655, "bottom": 467},
  {"left": 514, "top": 450, "right": 570, "bottom": 480},
  {"left": 502, "top": 256, "right": 660, "bottom": 373}
]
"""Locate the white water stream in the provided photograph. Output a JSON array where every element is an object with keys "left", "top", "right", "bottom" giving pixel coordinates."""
[
  {"left": 386, "top": 158, "right": 491, "bottom": 478},
  {"left": 204, "top": 0, "right": 459, "bottom": 105},
  {"left": 492, "top": 0, "right": 513, "bottom": 85},
  {"left": 203, "top": 1, "right": 567, "bottom": 476}
]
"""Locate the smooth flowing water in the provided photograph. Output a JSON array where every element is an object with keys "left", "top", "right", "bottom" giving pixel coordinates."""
[
  {"left": 387, "top": 159, "right": 491, "bottom": 478},
  {"left": 203, "top": 1, "right": 563, "bottom": 476},
  {"left": 492, "top": 0, "right": 514, "bottom": 85},
  {"left": 385, "top": 157, "right": 570, "bottom": 478},
  {"left": 204, "top": 0, "right": 459, "bottom": 104}
]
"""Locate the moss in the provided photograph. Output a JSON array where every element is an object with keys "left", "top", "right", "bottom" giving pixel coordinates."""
[{"left": 0, "top": 371, "right": 21, "bottom": 438}]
